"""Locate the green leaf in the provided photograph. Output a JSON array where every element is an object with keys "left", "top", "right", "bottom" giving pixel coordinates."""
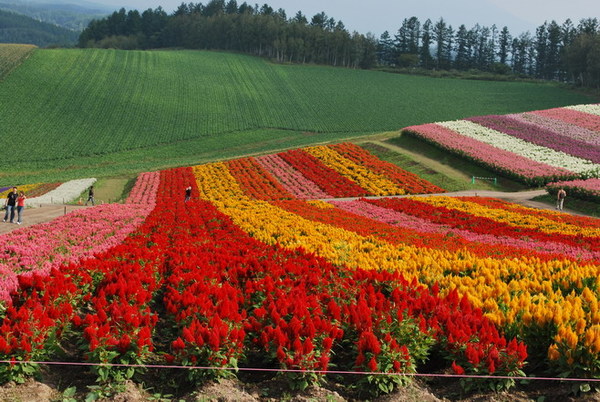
[{"left": 63, "top": 386, "right": 77, "bottom": 398}]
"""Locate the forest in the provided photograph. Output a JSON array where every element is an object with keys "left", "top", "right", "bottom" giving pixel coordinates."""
[{"left": 77, "top": 0, "right": 600, "bottom": 88}]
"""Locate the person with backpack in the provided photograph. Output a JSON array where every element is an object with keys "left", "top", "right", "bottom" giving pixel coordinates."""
[{"left": 556, "top": 188, "right": 566, "bottom": 211}]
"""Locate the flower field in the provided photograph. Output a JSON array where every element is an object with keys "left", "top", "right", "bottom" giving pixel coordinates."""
[
  {"left": 1, "top": 143, "right": 599, "bottom": 397},
  {"left": 230, "top": 143, "right": 443, "bottom": 199},
  {"left": 403, "top": 103, "right": 600, "bottom": 186}
]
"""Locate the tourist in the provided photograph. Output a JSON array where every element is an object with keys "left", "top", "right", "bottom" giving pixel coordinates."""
[
  {"left": 185, "top": 185, "right": 192, "bottom": 202},
  {"left": 3, "top": 187, "right": 18, "bottom": 223},
  {"left": 16, "top": 191, "right": 26, "bottom": 225},
  {"left": 85, "top": 185, "right": 95, "bottom": 206},
  {"left": 556, "top": 188, "right": 566, "bottom": 211}
]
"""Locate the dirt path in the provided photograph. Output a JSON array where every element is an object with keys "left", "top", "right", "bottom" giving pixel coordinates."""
[
  {"left": 0, "top": 205, "right": 87, "bottom": 235},
  {"left": 365, "top": 139, "right": 477, "bottom": 183}
]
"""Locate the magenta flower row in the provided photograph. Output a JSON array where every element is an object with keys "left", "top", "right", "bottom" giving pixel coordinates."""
[
  {"left": 515, "top": 113, "right": 600, "bottom": 148},
  {"left": 532, "top": 107, "right": 600, "bottom": 133}
]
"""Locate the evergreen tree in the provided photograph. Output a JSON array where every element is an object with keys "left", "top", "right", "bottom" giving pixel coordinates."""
[
  {"left": 420, "top": 19, "right": 433, "bottom": 68},
  {"left": 453, "top": 24, "right": 470, "bottom": 70},
  {"left": 497, "top": 26, "right": 511, "bottom": 65},
  {"left": 377, "top": 30, "right": 394, "bottom": 66}
]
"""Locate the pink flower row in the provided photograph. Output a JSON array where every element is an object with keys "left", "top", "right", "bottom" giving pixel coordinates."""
[
  {"left": 329, "top": 199, "right": 600, "bottom": 261},
  {"left": 126, "top": 171, "right": 160, "bottom": 205},
  {"left": 403, "top": 123, "right": 575, "bottom": 184},
  {"left": 254, "top": 154, "right": 332, "bottom": 199},
  {"left": 0, "top": 203, "right": 152, "bottom": 303}
]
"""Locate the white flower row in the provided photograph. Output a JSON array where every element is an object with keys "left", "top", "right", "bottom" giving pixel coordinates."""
[
  {"left": 28, "top": 178, "right": 97, "bottom": 205},
  {"left": 438, "top": 120, "right": 600, "bottom": 175},
  {"left": 565, "top": 104, "right": 600, "bottom": 116}
]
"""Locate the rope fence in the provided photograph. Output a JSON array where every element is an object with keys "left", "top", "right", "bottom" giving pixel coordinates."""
[{"left": 1, "top": 360, "right": 599, "bottom": 383}]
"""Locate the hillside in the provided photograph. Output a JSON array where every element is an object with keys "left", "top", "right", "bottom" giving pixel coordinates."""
[
  {"left": 0, "top": 48, "right": 596, "bottom": 185},
  {"left": 0, "top": 0, "right": 109, "bottom": 32},
  {"left": 0, "top": 9, "right": 78, "bottom": 46}
]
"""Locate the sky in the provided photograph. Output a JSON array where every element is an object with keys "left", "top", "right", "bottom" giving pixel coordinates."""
[{"left": 91, "top": 0, "right": 600, "bottom": 37}]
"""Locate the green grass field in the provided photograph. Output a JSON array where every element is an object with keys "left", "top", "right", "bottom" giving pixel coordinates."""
[{"left": 0, "top": 48, "right": 596, "bottom": 185}]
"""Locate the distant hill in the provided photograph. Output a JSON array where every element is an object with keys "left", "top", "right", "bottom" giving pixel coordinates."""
[
  {"left": 0, "top": 9, "right": 79, "bottom": 46},
  {"left": 0, "top": 0, "right": 109, "bottom": 31}
]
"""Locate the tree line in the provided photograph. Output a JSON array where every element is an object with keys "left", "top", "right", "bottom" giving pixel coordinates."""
[
  {"left": 78, "top": 1, "right": 600, "bottom": 88},
  {"left": 378, "top": 16, "right": 600, "bottom": 87}
]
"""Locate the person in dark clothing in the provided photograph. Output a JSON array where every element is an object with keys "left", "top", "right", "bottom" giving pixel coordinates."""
[
  {"left": 85, "top": 186, "right": 95, "bottom": 206},
  {"left": 3, "top": 187, "right": 18, "bottom": 223},
  {"left": 185, "top": 186, "right": 192, "bottom": 202}
]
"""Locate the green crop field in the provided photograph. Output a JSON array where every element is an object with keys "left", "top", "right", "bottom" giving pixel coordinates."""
[{"left": 0, "top": 48, "right": 596, "bottom": 185}]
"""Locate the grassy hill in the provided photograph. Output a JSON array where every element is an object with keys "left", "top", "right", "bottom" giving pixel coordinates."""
[{"left": 0, "top": 48, "right": 596, "bottom": 185}]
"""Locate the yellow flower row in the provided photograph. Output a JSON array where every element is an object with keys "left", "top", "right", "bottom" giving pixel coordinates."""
[
  {"left": 192, "top": 161, "right": 600, "bottom": 365},
  {"left": 413, "top": 196, "right": 600, "bottom": 238},
  {"left": 0, "top": 183, "right": 41, "bottom": 198},
  {"left": 303, "top": 145, "right": 405, "bottom": 196}
]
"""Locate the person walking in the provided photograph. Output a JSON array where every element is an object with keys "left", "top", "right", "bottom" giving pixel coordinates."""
[
  {"left": 16, "top": 191, "right": 26, "bottom": 225},
  {"left": 85, "top": 185, "right": 95, "bottom": 206},
  {"left": 3, "top": 187, "right": 18, "bottom": 223},
  {"left": 556, "top": 188, "right": 567, "bottom": 211},
  {"left": 184, "top": 186, "right": 192, "bottom": 202}
]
